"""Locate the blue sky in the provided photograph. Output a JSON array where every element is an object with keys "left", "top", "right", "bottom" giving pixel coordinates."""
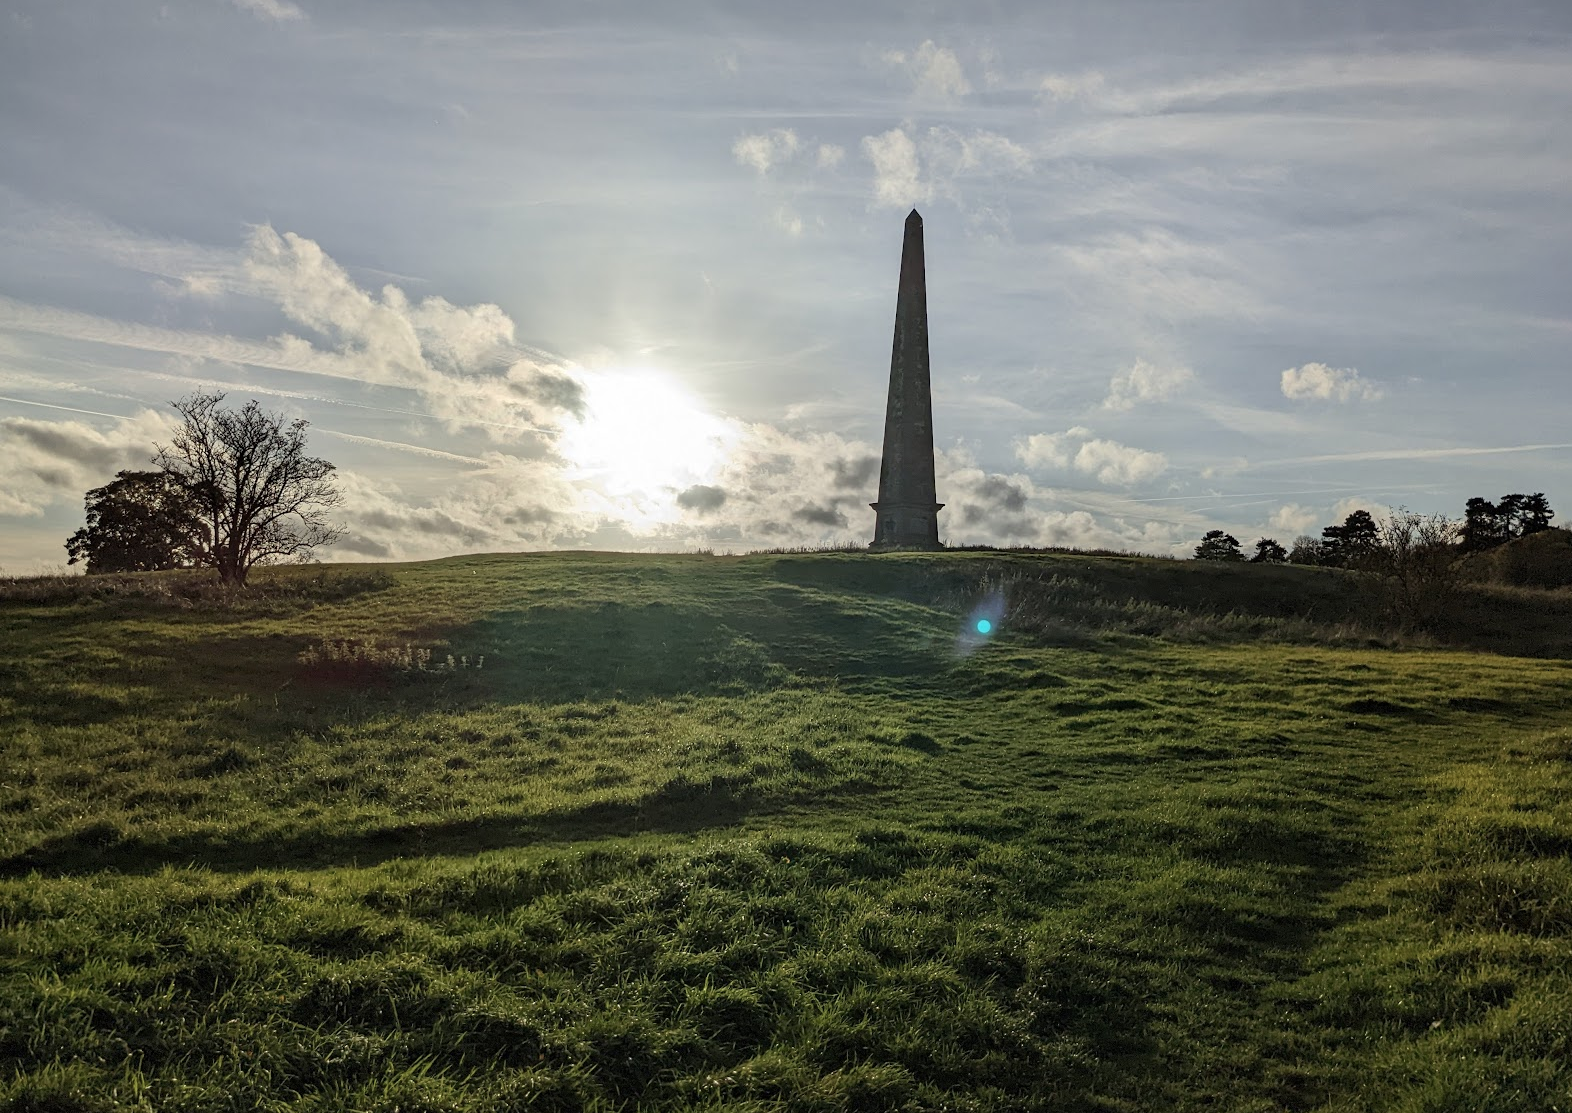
[{"left": 3, "top": 0, "right": 1570, "bottom": 569}]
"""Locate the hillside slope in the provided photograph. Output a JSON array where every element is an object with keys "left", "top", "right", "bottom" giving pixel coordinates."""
[{"left": 2, "top": 551, "right": 1570, "bottom": 1111}]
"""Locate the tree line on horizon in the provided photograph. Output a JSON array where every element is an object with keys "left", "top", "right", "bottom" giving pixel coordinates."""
[{"left": 1194, "top": 493, "right": 1556, "bottom": 566}]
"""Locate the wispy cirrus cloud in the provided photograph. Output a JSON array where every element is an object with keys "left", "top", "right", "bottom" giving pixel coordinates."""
[{"left": 232, "top": 0, "right": 306, "bottom": 22}]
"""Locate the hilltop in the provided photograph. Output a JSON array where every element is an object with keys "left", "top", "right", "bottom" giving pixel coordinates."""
[{"left": 2, "top": 550, "right": 1570, "bottom": 1111}]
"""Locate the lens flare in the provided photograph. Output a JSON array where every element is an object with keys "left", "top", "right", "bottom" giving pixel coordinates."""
[{"left": 955, "top": 591, "right": 1006, "bottom": 657}]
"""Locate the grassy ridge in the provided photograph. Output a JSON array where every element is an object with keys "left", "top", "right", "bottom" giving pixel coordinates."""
[{"left": 2, "top": 552, "right": 1571, "bottom": 1111}]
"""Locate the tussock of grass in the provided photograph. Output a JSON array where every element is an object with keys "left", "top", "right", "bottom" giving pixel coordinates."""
[{"left": 2, "top": 550, "right": 1571, "bottom": 1109}]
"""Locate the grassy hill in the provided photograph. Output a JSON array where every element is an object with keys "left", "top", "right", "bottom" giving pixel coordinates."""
[
  {"left": 1461, "top": 526, "right": 1572, "bottom": 590},
  {"left": 2, "top": 551, "right": 1570, "bottom": 1111}
]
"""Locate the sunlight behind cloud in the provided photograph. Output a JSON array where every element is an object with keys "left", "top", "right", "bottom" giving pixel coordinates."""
[{"left": 559, "top": 370, "right": 740, "bottom": 515}]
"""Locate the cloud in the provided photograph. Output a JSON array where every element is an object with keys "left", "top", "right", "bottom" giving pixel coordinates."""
[
  {"left": 232, "top": 0, "right": 305, "bottom": 21},
  {"left": 0, "top": 410, "right": 174, "bottom": 518},
  {"left": 910, "top": 41, "right": 971, "bottom": 100},
  {"left": 1058, "top": 228, "right": 1257, "bottom": 321},
  {"left": 1103, "top": 359, "right": 1195, "bottom": 410},
  {"left": 886, "top": 41, "right": 971, "bottom": 100},
  {"left": 242, "top": 226, "right": 584, "bottom": 433},
  {"left": 1039, "top": 70, "right": 1107, "bottom": 103},
  {"left": 1015, "top": 426, "right": 1092, "bottom": 470},
  {"left": 973, "top": 474, "right": 1028, "bottom": 512},
  {"left": 860, "top": 125, "right": 1034, "bottom": 211},
  {"left": 327, "top": 459, "right": 577, "bottom": 562},
  {"left": 772, "top": 207, "right": 804, "bottom": 238},
  {"left": 1280, "top": 362, "right": 1383, "bottom": 403},
  {"left": 796, "top": 504, "right": 848, "bottom": 528},
  {"left": 1268, "top": 503, "right": 1320, "bottom": 536},
  {"left": 1015, "top": 426, "right": 1167, "bottom": 486},
  {"left": 817, "top": 144, "right": 845, "bottom": 170},
  {"left": 862, "top": 128, "right": 928, "bottom": 209},
  {"left": 829, "top": 455, "right": 879, "bottom": 489},
  {"left": 676, "top": 484, "right": 727, "bottom": 513},
  {"left": 732, "top": 129, "right": 801, "bottom": 176},
  {"left": 1073, "top": 438, "right": 1168, "bottom": 486},
  {"left": 922, "top": 127, "right": 1032, "bottom": 178}
]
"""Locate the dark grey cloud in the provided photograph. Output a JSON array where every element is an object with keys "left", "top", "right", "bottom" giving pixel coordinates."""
[
  {"left": 830, "top": 454, "right": 880, "bottom": 489},
  {"left": 974, "top": 474, "right": 1027, "bottom": 512},
  {"left": 335, "top": 533, "right": 394, "bottom": 558},
  {"left": 502, "top": 505, "right": 557, "bottom": 526},
  {"left": 796, "top": 503, "right": 848, "bottom": 527},
  {"left": 677, "top": 484, "right": 728, "bottom": 512},
  {"left": 1, "top": 417, "right": 143, "bottom": 475}
]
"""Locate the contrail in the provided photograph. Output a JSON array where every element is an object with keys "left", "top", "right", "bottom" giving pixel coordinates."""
[
  {"left": 0, "top": 394, "right": 131, "bottom": 420},
  {"left": 316, "top": 428, "right": 489, "bottom": 465},
  {"left": 1258, "top": 444, "right": 1572, "bottom": 466}
]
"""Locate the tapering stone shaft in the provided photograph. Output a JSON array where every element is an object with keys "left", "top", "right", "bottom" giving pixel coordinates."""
[{"left": 870, "top": 209, "right": 943, "bottom": 549}]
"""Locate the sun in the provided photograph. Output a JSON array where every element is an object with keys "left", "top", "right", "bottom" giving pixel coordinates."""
[{"left": 559, "top": 368, "right": 738, "bottom": 505}]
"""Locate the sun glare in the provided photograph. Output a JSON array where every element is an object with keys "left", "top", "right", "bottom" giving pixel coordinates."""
[{"left": 559, "top": 369, "right": 738, "bottom": 512}]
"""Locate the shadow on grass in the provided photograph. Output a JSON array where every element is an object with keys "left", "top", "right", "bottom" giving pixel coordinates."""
[
  {"left": 0, "top": 777, "right": 784, "bottom": 878},
  {"left": 440, "top": 598, "right": 955, "bottom": 704}
]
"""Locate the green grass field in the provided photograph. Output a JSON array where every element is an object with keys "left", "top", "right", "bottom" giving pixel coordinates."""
[{"left": 2, "top": 551, "right": 1570, "bottom": 1111}]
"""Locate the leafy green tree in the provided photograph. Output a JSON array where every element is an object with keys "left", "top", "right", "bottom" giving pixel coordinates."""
[
  {"left": 154, "top": 392, "right": 343, "bottom": 586},
  {"left": 1194, "top": 530, "right": 1244, "bottom": 561},
  {"left": 1249, "top": 538, "right": 1288, "bottom": 563},
  {"left": 1321, "top": 510, "right": 1380, "bottom": 568},
  {"left": 65, "top": 470, "right": 204, "bottom": 574}
]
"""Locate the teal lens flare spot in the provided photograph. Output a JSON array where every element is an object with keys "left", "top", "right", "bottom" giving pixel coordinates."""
[{"left": 976, "top": 619, "right": 992, "bottom": 635}]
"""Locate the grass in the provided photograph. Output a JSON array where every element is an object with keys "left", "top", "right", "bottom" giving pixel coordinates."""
[{"left": 2, "top": 551, "right": 1571, "bottom": 1111}]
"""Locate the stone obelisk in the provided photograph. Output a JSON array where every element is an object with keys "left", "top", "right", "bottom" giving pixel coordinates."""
[{"left": 870, "top": 209, "right": 943, "bottom": 550}]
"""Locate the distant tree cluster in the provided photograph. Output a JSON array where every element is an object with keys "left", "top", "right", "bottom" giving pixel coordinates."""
[
  {"left": 1192, "top": 492, "right": 1558, "bottom": 629},
  {"left": 66, "top": 392, "right": 342, "bottom": 586},
  {"left": 1195, "top": 494, "right": 1555, "bottom": 570},
  {"left": 1460, "top": 493, "right": 1553, "bottom": 552}
]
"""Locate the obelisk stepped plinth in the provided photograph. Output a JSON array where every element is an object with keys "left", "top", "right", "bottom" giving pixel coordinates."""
[{"left": 870, "top": 208, "right": 943, "bottom": 550}]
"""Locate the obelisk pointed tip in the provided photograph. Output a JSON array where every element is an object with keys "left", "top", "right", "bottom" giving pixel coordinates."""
[{"left": 906, "top": 208, "right": 923, "bottom": 225}]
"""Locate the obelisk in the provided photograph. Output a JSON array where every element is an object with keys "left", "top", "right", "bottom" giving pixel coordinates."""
[{"left": 870, "top": 209, "right": 943, "bottom": 550}]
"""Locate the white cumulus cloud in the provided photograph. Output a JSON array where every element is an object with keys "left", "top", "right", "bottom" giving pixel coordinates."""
[
  {"left": 862, "top": 128, "right": 929, "bottom": 209},
  {"left": 1014, "top": 426, "right": 1167, "bottom": 487},
  {"left": 242, "top": 225, "right": 582, "bottom": 437},
  {"left": 1073, "top": 438, "right": 1168, "bottom": 486},
  {"left": 908, "top": 41, "right": 971, "bottom": 100},
  {"left": 1280, "top": 362, "right": 1383, "bottom": 403},
  {"left": 731, "top": 129, "right": 801, "bottom": 176},
  {"left": 1015, "top": 426, "right": 1093, "bottom": 470},
  {"left": 1269, "top": 503, "right": 1320, "bottom": 536},
  {"left": 1103, "top": 359, "right": 1195, "bottom": 410}
]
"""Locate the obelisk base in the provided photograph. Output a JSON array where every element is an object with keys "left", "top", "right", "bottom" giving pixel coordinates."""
[{"left": 868, "top": 501, "right": 945, "bottom": 551}]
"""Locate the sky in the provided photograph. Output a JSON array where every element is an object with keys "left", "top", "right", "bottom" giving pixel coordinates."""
[{"left": 2, "top": 0, "right": 1570, "bottom": 571}]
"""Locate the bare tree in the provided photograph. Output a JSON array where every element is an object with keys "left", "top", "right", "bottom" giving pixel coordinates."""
[
  {"left": 1367, "top": 508, "right": 1463, "bottom": 630},
  {"left": 155, "top": 392, "right": 343, "bottom": 586}
]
